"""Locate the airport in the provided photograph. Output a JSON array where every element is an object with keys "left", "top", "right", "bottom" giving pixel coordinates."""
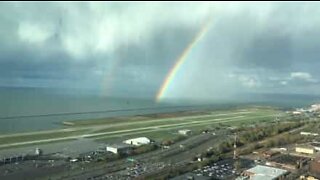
[
  {"left": 1, "top": 105, "right": 320, "bottom": 179},
  {"left": 1, "top": 2, "right": 320, "bottom": 179}
]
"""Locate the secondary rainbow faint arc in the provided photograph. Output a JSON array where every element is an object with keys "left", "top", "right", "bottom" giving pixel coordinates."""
[{"left": 155, "top": 18, "right": 213, "bottom": 102}]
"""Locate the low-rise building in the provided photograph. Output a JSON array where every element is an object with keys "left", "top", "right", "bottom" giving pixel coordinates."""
[
  {"left": 106, "top": 144, "right": 133, "bottom": 154},
  {"left": 296, "top": 146, "right": 315, "bottom": 155},
  {"left": 242, "top": 165, "right": 288, "bottom": 180},
  {"left": 263, "top": 150, "right": 280, "bottom": 158},
  {"left": 179, "top": 129, "right": 192, "bottom": 135},
  {"left": 123, "top": 137, "right": 151, "bottom": 146},
  {"left": 267, "top": 154, "right": 309, "bottom": 170},
  {"left": 35, "top": 148, "right": 43, "bottom": 156},
  {"left": 310, "top": 142, "right": 320, "bottom": 151},
  {"left": 235, "top": 176, "right": 249, "bottom": 180},
  {"left": 300, "top": 175, "right": 319, "bottom": 180},
  {"left": 310, "top": 157, "right": 320, "bottom": 178},
  {"left": 310, "top": 104, "right": 320, "bottom": 112},
  {"left": 300, "top": 132, "right": 319, "bottom": 136},
  {"left": 170, "top": 172, "right": 210, "bottom": 180},
  {"left": 293, "top": 111, "right": 302, "bottom": 115}
]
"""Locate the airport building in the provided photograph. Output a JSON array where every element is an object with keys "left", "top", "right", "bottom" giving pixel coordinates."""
[
  {"left": 242, "top": 165, "right": 288, "bottom": 180},
  {"left": 178, "top": 129, "right": 192, "bottom": 135},
  {"left": 35, "top": 148, "right": 43, "bottom": 156},
  {"left": 293, "top": 111, "right": 303, "bottom": 115},
  {"left": 123, "top": 137, "right": 151, "bottom": 146},
  {"left": 106, "top": 144, "right": 133, "bottom": 154}
]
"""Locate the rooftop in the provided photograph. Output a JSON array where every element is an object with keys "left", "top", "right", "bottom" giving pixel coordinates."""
[
  {"left": 107, "top": 143, "right": 133, "bottom": 149},
  {"left": 270, "top": 154, "right": 308, "bottom": 166},
  {"left": 179, "top": 129, "right": 191, "bottom": 132},
  {"left": 246, "top": 165, "right": 287, "bottom": 180},
  {"left": 170, "top": 172, "right": 210, "bottom": 180},
  {"left": 124, "top": 137, "right": 150, "bottom": 143},
  {"left": 296, "top": 145, "right": 315, "bottom": 149}
]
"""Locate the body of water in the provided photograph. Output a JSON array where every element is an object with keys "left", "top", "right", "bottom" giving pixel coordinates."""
[{"left": 0, "top": 87, "right": 319, "bottom": 133}]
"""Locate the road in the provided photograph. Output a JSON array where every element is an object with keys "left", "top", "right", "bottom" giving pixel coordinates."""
[
  {"left": 0, "top": 108, "right": 280, "bottom": 180},
  {"left": 58, "top": 133, "right": 222, "bottom": 180}
]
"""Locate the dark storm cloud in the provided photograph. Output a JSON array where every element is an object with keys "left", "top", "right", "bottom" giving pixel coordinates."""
[
  {"left": 1, "top": 2, "right": 320, "bottom": 100},
  {"left": 103, "top": 26, "right": 197, "bottom": 96},
  {"left": 240, "top": 33, "right": 293, "bottom": 69},
  {"left": 0, "top": 45, "right": 105, "bottom": 90}
]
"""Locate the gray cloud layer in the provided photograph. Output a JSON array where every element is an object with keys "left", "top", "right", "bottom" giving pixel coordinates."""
[{"left": 1, "top": 2, "right": 320, "bottom": 101}]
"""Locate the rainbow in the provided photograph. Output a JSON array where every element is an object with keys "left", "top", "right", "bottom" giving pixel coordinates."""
[{"left": 155, "top": 18, "right": 212, "bottom": 102}]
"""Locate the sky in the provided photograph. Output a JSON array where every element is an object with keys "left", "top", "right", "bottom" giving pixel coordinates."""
[{"left": 1, "top": 2, "right": 320, "bottom": 102}]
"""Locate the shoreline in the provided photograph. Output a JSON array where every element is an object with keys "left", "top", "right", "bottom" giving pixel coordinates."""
[
  {"left": 0, "top": 103, "right": 277, "bottom": 134},
  {"left": 0, "top": 106, "right": 281, "bottom": 151}
]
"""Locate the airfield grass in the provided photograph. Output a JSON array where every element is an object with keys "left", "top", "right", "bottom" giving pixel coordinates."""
[
  {"left": 0, "top": 115, "right": 227, "bottom": 146},
  {"left": 0, "top": 139, "right": 75, "bottom": 150},
  {"left": 62, "top": 112, "right": 212, "bottom": 127},
  {"left": 0, "top": 129, "right": 87, "bottom": 145},
  {"left": 64, "top": 107, "right": 272, "bottom": 127},
  {"left": 0, "top": 114, "right": 278, "bottom": 148},
  {"left": 91, "top": 109, "right": 278, "bottom": 134},
  {"left": 90, "top": 116, "right": 238, "bottom": 134},
  {"left": 92, "top": 112, "right": 279, "bottom": 143},
  {"left": 0, "top": 107, "right": 282, "bottom": 148}
]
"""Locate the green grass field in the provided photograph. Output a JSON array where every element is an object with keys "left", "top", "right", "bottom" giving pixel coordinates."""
[
  {"left": 63, "top": 107, "right": 276, "bottom": 127},
  {"left": 91, "top": 109, "right": 281, "bottom": 142},
  {"left": 91, "top": 108, "right": 280, "bottom": 133},
  {"left": 0, "top": 129, "right": 87, "bottom": 145},
  {"left": 0, "top": 107, "right": 284, "bottom": 149}
]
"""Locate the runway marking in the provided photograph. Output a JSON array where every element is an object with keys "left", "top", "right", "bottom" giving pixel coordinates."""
[
  {"left": 0, "top": 111, "right": 253, "bottom": 138},
  {"left": 0, "top": 114, "right": 275, "bottom": 148}
]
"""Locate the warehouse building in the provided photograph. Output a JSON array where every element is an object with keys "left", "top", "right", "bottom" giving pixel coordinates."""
[
  {"left": 123, "top": 137, "right": 151, "bottom": 146},
  {"left": 266, "top": 154, "right": 309, "bottom": 170},
  {"left": 106, "top": 144, "right": 133, "bottom": 154},
  {"left": 300, "top": 132, "right": 319, "bottom": 136},
  {"left": 296, "top": 146, "right": 315, "bottom": 155},
  {"left": 242, "top": 165, "right": 288, "bottom": 180}
]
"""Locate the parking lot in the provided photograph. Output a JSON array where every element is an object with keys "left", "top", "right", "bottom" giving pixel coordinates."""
[
  {"left": 192, "top": 158, "right": 254, "bottom": 180},
  {"left": 193, "top": 159, "right": 236, "bottom": 179}
]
